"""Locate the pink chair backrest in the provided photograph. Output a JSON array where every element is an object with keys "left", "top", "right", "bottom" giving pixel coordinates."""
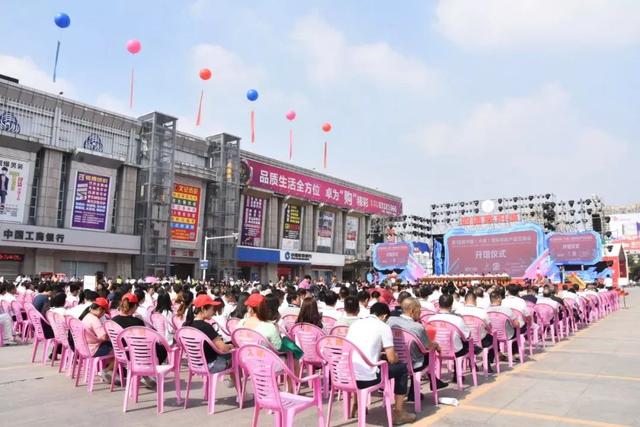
[
  {"left": 534, "top": 304, "right": 556, "bottom": 325},
  {"left": 25, "top": 307, "right": 49, "bottom": 340},
  {"left": 317, "top": 335, "right": 362, "bottom": 392},
  {"left": 281, "top": 314, "right": 297, "bottom": 332},
  {"left": 487, "top": 311, "right": 512, "bottom": 341},
  {"left": 171, "top": 315, "right": 185, "bottom": 332},
  {"left": 391, "top": 327, "right": 428, "bottom": 375},
  {"left": 104, "top": 320, "right": 128, "bottom": 364},
  {"left": 525, "top": 300, "right": 536, "bottom": 310},
  {"left": 237, "top": 344, "right": 287, "bottom": 410},
  {"left": 176, "top": 326, "right": 216, "bottom": 375},
  {"left": 511, "top": 308, "right": 528, "bottom": 325},
  {"left": 421, "top": 308, "right": 436, "bottom": 317},
  {"left": 0, "top": 300, "right": 11, "bottom": 315},
  {"left": 150, "top": 313, "right": 168, "bottom": 336},
  {"left": 462, "top": 315, "right": 487, "bottom": 344},
  {"left": 329, "top": 325, "right": 349, "bottom": 337},
  {"left": 68, "top": 317, "right": 93, "bottom": 358},
  {"left": 226, "top": 318, "right": 240, "bottom": 334},
  {"left": 10, "top": 300, "right": 23, "bottom": 318},
  {"left": 231, "top": 327, "right": 269, "bottom": 349},
  {"left": 117, "top": 326, "right": 167, "bottom": 375},
  {"left": 321, "top": 316, "right": 337, "bottom": 332},
  {"left": 420, "top": 312, "right": 436, "bottom": 329},
  {"left": 290, "top": 323, "right": 325, "bottom": 364},
  {"left": 425, "top": 319, "right": 464, "bottom": 359},
  {"left": 47, "top": 311, "right": 71, "bottom": 347},
  {"left": 109, "top": 309, "right": 119, "bottom": 319},
  {"left": 25, "top": 293, "right": 34, "bottom": 304}
]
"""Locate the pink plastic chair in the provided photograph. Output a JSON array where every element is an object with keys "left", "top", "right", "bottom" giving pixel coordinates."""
[
  {"left": 534, "top": 304, "right": 557, "bottom": 347},
  {"left": 25, "top": 307, "right": 54, "bottom": 364},
  {"left": 46, "top": 311, "right": 73, "bottom": 373},
  {"left": 67, "top": 317, "right": 113, "bottom": 392},
  {"left": 487, "top": 311, "right": 524, "bottom": 371},
  {"left": 175, "top": 326, "right": 240, "bottom": 414},
  {"left": 462, "top": 315, "right": 496, "bottom": 377},
  {"left": 117, "top": 326, "right": 182, "bottom": 414},
  {"left": 290, "top": 323, "right": 329, "bottom": 397},
  {"left": 103, "top": 320, "right": 129, "bottom": 391},
  {"left": 420, "top": 312, "right": 436, "bottom": 329},
  {"left": 226, "top": 317, "right": 240, "bottom": 335},
  {"left": 426, "top": 319, "right": 478, "bottom": 390},
  {"left": 329, "top": 325, "right": 349, "bottom": 337},
  {"left": 281, "top": 314, "right": 298, "bottom": 333},
  {"left": 10, "top": 300, "right": 29, "bottom": 341},
  {"left": 391, "top": 327, "right": 439, "bottom": 412},
  {"left": 321, "top": 316, "right": 337, "bottom": 333},
  {"left": 171, "top": 315, "right": 185, "bottom": 332},
  {"left": 238, "top": 344, "right": 324, "bottom": 427},
  {"left": 317, "top": 335, "right": 394, "bottom": 427},
  {"left": 564, "top": 299, "right": 579, "bottom": 333},
  {"left": 511, "top": 308, "right": 534, "bottom": 355}
]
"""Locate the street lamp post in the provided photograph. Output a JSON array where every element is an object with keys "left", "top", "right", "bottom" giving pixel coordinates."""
[{"left": 201, "top": 232, "right": 239, "bottom": 281}]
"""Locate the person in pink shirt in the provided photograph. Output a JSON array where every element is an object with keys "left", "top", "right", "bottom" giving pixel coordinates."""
[{"left": 81, "top": 297, "right": 114, "bottom": 381}]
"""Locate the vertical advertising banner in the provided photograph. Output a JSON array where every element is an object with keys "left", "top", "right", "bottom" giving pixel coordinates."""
[
  {"left": 344, "top": 216, "right": 359, "bottom": 256},
  {"left": 240, "top": 195, "right": 264, "bottom": 247},
  {"left": 71, "top": 171, "right": 110, "bottom": 231},
  {"left": 171, "top": 183, "right": 201, "bottom": 242},
  {"left": 0, "top": 157, "right": 30, "bottom": 223},
  {"left": 282, "top": 204, "right": 301, "bottom": 251},
  {"left": 316, "top": 210, "right": 335, "bottom": 253}
]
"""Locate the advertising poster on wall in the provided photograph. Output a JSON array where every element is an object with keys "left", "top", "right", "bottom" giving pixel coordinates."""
[
  {"left": 71, "top": 171, "right": 110, "bottom": 231},
  {"left": 240, "top": 195, "right": 264, "bottom": 247},
  {"left": 170, "top": 183, "right": 201, "bottom": 242},
  {"left": 316, "top": 211, "right": 335, "bottom": 253},
  {"left": 0, "top": 157, "right": 29, "bottom": 223},
  {"left": 344, "top": 216, "right": 359, "bottom": 256},
  {"left": 282, "top": 204, "right": 301, "bottom": 250},
  {"left": 547, "top": 232, "right": 602, "bottom": 265},
  {"left": 609, "top": 213, "right": 640, "bottom": 254}
]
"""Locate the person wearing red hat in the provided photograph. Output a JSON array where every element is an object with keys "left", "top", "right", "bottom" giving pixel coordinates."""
[
  {"left": 184, "top": 294, "right": 234, "bottom": 373},
  {"left": 81, "top": 297, "right": 114, "bottom": 382}
]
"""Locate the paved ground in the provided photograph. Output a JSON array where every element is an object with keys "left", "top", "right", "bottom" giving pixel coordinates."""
[{"left": 1, "top": 289, "right": 638, "bottom": 427}]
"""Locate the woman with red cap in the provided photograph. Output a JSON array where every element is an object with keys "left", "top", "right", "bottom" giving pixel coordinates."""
[
  {"left": 81, "top": 297, "right": 114, "bottom": 382},
  {"left": 184, "top": 294, "right": 234, "bottom": 373}
]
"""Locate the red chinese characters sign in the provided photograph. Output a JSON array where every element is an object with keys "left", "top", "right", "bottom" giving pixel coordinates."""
[
  {"left": 244, "top": 159, "right": 402, "bottom": 216},
  {"left": 459, "top": 213, "right": 520, "bottom": 226},
  {"left": 547, "top": 233, "right": 601, "bottom": 264},
  {"left": 446, "top": 229, "right": 539, "bottom": 277}
]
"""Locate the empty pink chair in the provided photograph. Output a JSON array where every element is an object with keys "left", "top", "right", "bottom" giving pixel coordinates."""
[
  {"left": 317, "top": 335, "right": 394, "bottom": 427},
  {"left": 534, "top": 304, "right": 557, "bottom": 347},
  {"left": 103, "top": 320, "right": 129, "bottom": 391},
  {"left": 46, "top": 311, "right": 73, "bottom": 373},
  {"left": 329, "top": 325, "right": 349, "bottom": 337},
  {"left": 117, "top": 326, "right": 182, "bottom": 414},
  {"left": 67, "top": 317, "right": 113, "bottom": 392},
  {"left": 238, "top": 344, "right": 324, "bottom": 427},
  {"left": 290, "top": 323, "right": 329, "bottom": 397},
  {"left": 321, "top": 316, "right": 337, "bottom": 333},
  {"left": 391, "top": 327, "right": 439, "bottom": 412},
  {"left": 487, "top": 311, "right": 524, "bottom": 371},
  {"left": 462, "top": 315, "right": 496, "bottom": 376},
  {"left": 25, "top": 307, "right": 54, "bottom": 364},
  {"left": 426, "top": 319, "right": 478, "bottom": 390},
  {"left": 175, "top": 326, "right": 240, "bottom": 414}
]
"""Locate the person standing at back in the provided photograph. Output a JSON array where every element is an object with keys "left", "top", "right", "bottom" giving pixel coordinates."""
[{"left": 347, "top": 302, "right": 416, "bottom": 425}]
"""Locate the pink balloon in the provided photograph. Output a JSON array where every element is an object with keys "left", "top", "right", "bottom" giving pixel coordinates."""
[
  {"left": 285, "top": 110, "right": 296, "bottom": 121},
  {"left": 126, "top": 39, "right": 141, "bottom": 54}
]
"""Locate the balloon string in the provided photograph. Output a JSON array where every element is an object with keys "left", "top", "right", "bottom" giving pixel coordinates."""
[
  {"left": 196, "top": 89, "right": 204, "bottom": 126},
  {"left": 251, "top": 110, "right": 255, "bottom": 143},
  {"left": 129, "top": 67, "right": 135, "bottom": 109},
  {"left": 52, "top": 41, "right": 61, "bottom": 83},
  {"left": 323, "top": 141, "right": 328, "bottom": 169},
  {"left": 289, "top": 128, "right": 293, "bottom": 160}
]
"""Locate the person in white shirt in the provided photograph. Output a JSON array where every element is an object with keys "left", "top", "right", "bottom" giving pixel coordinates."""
[
  {"left": 427, "top": 286, "right": 441, "bottom": 304},
  {"left": 537, "top": 287, "right": 560, "bottom": 312},
  {"left": 347, "top": 303, "right": 416, "bottom": 425},
  {"left": 502, "top": 284, "right": 532, "bottom": 323},
  {"left": 487, "top": 290, "right": 521, "bottom": 362},
  {"left": 357, "top": 291, "right": 371, "bottom": 318},
  {"left": 474, "top": 287, "right": 490, "bottom": 309},
  {"left": 561, "top": 284, "right": 579, "bottom": 300},
  {"left": 417, "top": 286, "right": 436, "bottom": 311},
  {"left": 67, "top": 290, "right": 98, "bottom": 319},
  {"left": 321, "top": 292, "right": 342, "bottom": 321},
  {"left": 456, "top": 292, "right": 492, "bottom": 346},
  {"left": 429, "top": 294, "right": 473, "bottom": 356},
  {"left": 335, "top": 296, "right": 360, "bottom": 327}
]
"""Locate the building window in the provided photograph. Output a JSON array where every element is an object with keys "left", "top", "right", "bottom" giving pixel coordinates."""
[
  {"left": 28, "top": 149, "right": 43, "bottom": 225},
  {"left": 56, "top": 154, "right": 70, "bottom": 228}
]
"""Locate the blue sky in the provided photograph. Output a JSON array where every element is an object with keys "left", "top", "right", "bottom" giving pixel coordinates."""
[{"left": 0, "top": 0, "right": 638, "bottom": 214}]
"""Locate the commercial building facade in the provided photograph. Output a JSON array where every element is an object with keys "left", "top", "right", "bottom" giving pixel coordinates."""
[{"left": 0, "top": 77, "right": 401, "bottom": 281}]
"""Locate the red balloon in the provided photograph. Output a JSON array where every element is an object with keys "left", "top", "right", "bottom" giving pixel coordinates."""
[
  {"left": 322, "top": 123, "right": 332, "bottom": 133},
  {"left": 199, "top": 68, "right": 212, "bottom": 80}
]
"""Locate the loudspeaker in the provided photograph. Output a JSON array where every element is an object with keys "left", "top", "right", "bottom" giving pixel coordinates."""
[{"left": 592, "top": 215, "right": 602, "bottom": 233}]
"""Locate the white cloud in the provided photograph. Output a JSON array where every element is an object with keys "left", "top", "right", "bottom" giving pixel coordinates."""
[
  {"left": 95, "top": 93, "right": 131, "bottom": 116},
  {"left": 436, "top": 0, "right": 640, "bottom": 50},
  {"left": 190, "top": 43, "right": 265, "bottom": 87},
  {"left": 406, "top": 85, "right": 632, "bottom": 199},
  {"left": 0, "top": 54, "right": 74, "bottom": 95},
  {"left": 291, "top": 14, "right": 439, "bottom": 91}
]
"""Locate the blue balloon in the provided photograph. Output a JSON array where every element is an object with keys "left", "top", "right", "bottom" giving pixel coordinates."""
[
  {"left": 246, "top": 89, "right": 259, "bottom": 102},
  {"left": 54, "top": 13, "right": 71, "bottom": 28}
]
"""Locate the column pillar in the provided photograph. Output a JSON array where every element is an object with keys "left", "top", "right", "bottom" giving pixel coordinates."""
[
  {"left": 334, "top": 210, "right": 344, "bottom": 254},
  {"left": 36, "top": 149, "right": 63, "bottom": 227},
  {"left": 302, "top": 204, "right": 314, "bottom": 252}
]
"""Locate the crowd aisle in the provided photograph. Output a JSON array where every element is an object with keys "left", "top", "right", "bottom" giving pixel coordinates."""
[{"left": 0, "top": 286, "right": 635, "bottom": 427}]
